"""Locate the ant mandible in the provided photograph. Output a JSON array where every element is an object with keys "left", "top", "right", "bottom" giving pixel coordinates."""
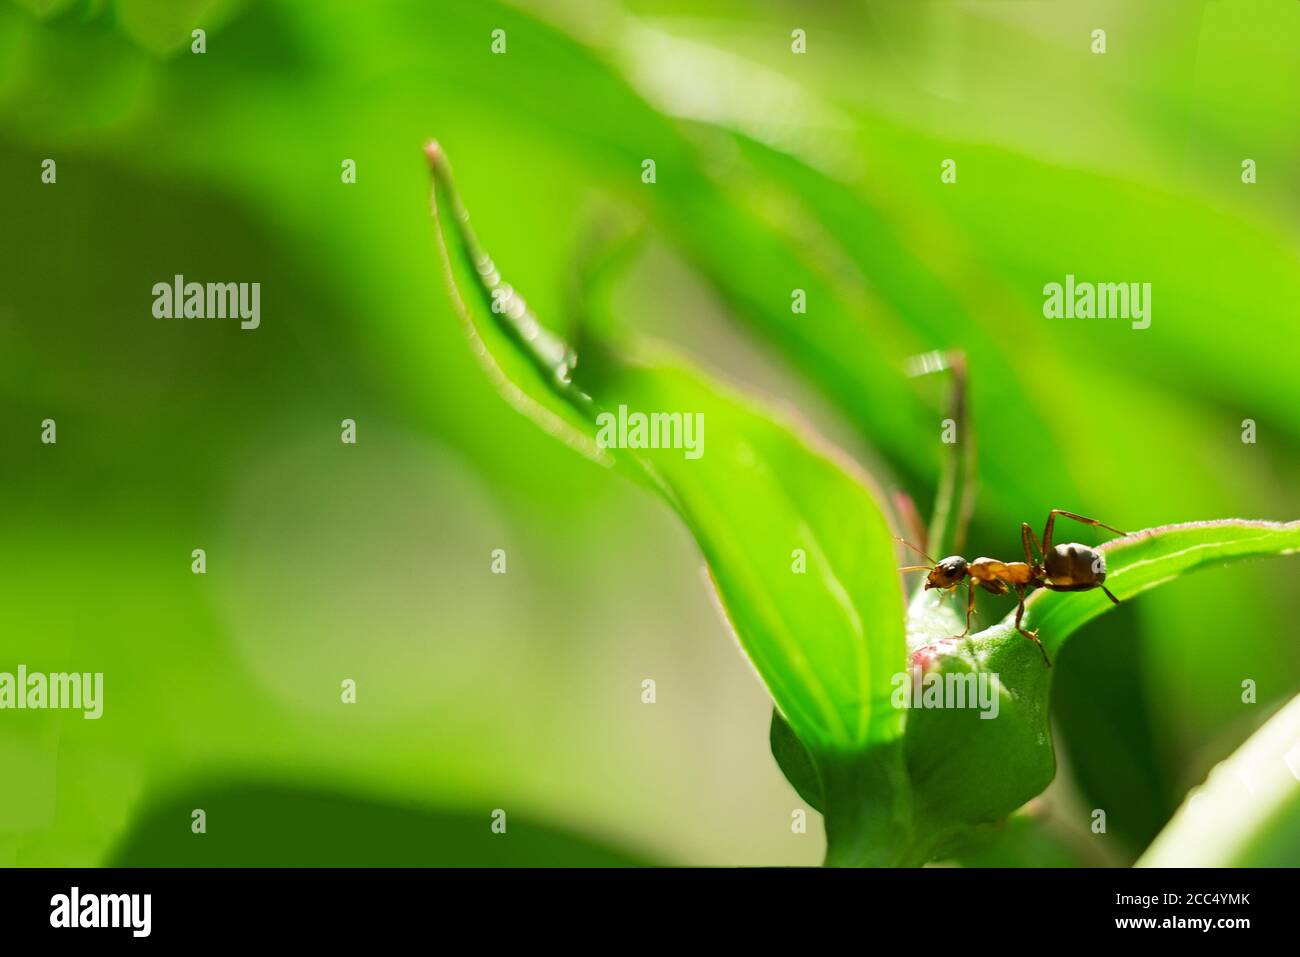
[{"left": 898, "top": 510, "right": 1128, "bottom": 668}]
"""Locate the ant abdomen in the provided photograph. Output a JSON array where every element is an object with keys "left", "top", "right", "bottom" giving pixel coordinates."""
[{"left": 1044, "top": 543, "right": 1106, "bottom": 588}]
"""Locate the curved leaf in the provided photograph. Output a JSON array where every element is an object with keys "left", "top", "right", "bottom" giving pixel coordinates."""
[
  {"left": 770, "top": 709, "right": 823, "bottom": 813},
  {"left": 1138, "top": 695, "right": 1300, "bottom": 867},
  {"left": 426, "top": 142, "right": 905, "bottom": 756}
]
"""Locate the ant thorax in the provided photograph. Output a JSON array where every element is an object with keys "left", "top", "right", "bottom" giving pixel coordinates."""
[{"left": 969, "top": 556, "right": 1034, "bottom": 588}]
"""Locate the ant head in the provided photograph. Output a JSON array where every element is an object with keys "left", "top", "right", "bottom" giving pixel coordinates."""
[{"left": 925, "top": 556, "right": 969, "bottom": 590}]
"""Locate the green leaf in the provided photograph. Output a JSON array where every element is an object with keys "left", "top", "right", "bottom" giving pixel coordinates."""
[
  {"left": 426, "top": 141, "right": 906, "bottom": 757},
  {"left": 1051, "top": 613, "right": 1178, "bottom": 858},
  {"left": 947, "top": 812, "right": 1101, "bottom": 868},
  {"left": 770, "top": 709, "right": 822, "bottom": 813},
  {"left": 655, "top": 128, "right": 1082, "bottom": 526},
  {"left": 111, "top": 782, "right": 654, "bottom": 866},
  {"left": 1138, "top": 694, "right": 1300, "bottom": 867},
  {"left": 905, "top": 519, "right": 1300, "bottom": 851}
]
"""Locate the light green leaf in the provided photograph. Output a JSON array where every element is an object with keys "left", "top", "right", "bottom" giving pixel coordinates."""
[
  {"left": 1138, "top": 694, "right": 1300, "bottom": 867},
  {"left": 426, "top": 141, "right": 906, "bottom": 756}
]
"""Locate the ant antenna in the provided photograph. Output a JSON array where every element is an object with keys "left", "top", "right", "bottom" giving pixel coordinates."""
[{"left": 894, "top": 536, "right": 937, "bottom": 568}]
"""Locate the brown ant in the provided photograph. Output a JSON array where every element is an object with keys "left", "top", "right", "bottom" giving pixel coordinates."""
[{"left": 898, "top": 510, "right": 1128, "bottom": 668}]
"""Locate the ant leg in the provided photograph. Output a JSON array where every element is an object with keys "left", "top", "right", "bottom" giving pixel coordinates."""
[
  {"left": 949, "top": 578, "right": 975, "bottom": 638},
  {"left": 1101, "top": 585, "right": 1120, "bottom": 605},
  {"left": 962, "top": 577, "right": 976, "bottom": 637},
  {"left": 1021, "top": 522, "right": 1043, "bottom": 565},
  {"left": 1042, "top": 509, "right": 1128, "bottom": 552},
  {"left": 1013, "top": 586, "right": 1051, "bottom": 668}
]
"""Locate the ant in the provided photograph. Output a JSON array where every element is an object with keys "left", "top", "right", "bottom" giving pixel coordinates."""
[{"left": 898, "top": 510, "right": 1128, "bottom": 668}]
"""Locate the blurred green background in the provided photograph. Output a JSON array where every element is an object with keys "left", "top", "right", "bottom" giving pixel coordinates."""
[{"left": 1, "top": 0, "right": 1297, "bottom": 866}]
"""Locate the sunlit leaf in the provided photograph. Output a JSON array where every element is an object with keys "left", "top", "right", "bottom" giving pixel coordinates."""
[
  {"left": 1138, "top": 694, "right": 1300, "bottom": 867},
  {"left": 427, "top": 141, "right": 906, "bottom": 756}
]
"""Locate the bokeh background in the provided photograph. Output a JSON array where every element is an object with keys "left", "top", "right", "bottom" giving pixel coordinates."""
[{"left": 1, "top": 0, "right": 1297, "bottom": 867}]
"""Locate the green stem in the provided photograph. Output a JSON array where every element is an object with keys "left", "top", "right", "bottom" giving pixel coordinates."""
[
  {"left": 915, "top": 349, "right": 975, "bottom": 561},
  {"left": 818, "top": 743, "right": 922, "bottom": 867}
]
